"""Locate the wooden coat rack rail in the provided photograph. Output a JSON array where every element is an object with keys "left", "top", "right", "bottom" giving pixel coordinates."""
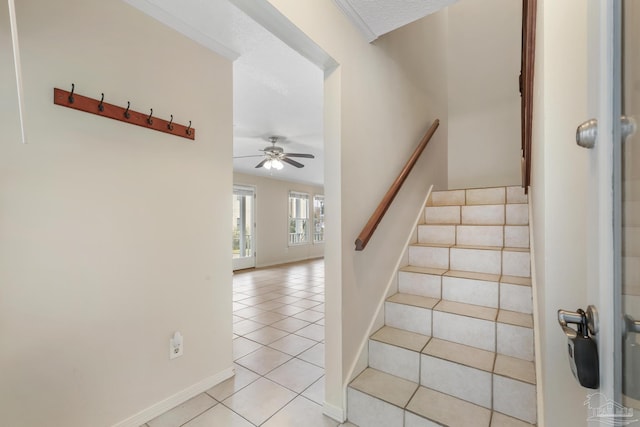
[{"left": 53, "top": 85, "right": 195, "bottom": 141}]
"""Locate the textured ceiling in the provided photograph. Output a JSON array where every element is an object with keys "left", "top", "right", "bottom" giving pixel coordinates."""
[
  {"left": 124, "top": 0, "right": 325, "bottom": 186},
  {"left": 334, "top": 0, "right": 459, "bottom": 41}
]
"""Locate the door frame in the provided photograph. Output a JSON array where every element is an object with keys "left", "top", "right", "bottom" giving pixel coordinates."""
[
  {"left": 587, "top": 0, "right": 618, "bottom": 409},
  {"left": 232, "top": 184, "right": 256, "bottom": 271}
]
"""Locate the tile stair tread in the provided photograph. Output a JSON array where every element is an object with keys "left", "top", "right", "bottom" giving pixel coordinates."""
[
  {"left": 349, "top": 367, "right": 418, "bottom": 409},
  {"left": 399, "top": 265, "right": 447, "bottom": 276},
  {"left": 370, "top": 325, "right": 431, "bottom": 352},
  {"left": 387, "top": 293, "right": 439, "bottom": 309},
  {"left": 498, "top": 309, "right": 534, "bottom": 328},
  {"left": 434, "top": 299, "right": 498, "bottom": 321},
  {"left": 422, "top": 338, "right": 495, "bottom": 372},
  {"left": 500, "top": 275, "right": 533, "bottom": 287},
  {"left": 494, "top": 354, "right": 536, "bottom": 385},
  {"left": 444, "top": 269, "right": 501, "bottom": 282},
  {"left": 411, "top": 242, "right": 454, "bottom": 249},
  {"left": 491, "top": 411, "right": 537, "bottom": 426},
  {"left": 406, "top": 386, "right": 492, "bottom": 426}
]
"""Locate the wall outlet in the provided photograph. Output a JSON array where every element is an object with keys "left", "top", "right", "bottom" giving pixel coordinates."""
[{"left": 169, "top": 331, "right": 183, "bottom": 360}]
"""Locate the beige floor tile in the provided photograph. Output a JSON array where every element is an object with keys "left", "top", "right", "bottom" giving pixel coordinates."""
[
  {"left": 434, "top": 300, "right": 497, "bottom": 321},
  {"left": 148, "top": 394, "right": 216, "bottom": 427},
  {"left": 292, "top": 298, "right": 323, "bottom": 309},
  {"left": 371, "top": 326, "right": 430, "bottom": 352},
  {"left": 295, "top": 324, "right": 325, "bottom": 341},
  {"left": 491, "top": 411, "right": 536, "bottom": 426},
  {"left": 244, "top": 326, "right": 290, "bottom": 345},
  {"left": 269, "top": 333, "right": 317, "bottom": 356},
  {"left": 302, "top": 376, "right": 325, "bottom": 404},
  {"left": 273, "top": 304, "right": 308, "bottom": 316},
  {"left": 262, "top": 395, "right": 338, "bottom": 427},
  {"left": 293, "top": 309, "right": 325, "bottom": 322},
  {"left": 423, "top": 338, "right": 495, "bottom": 372},
  {"left": 232, "top": 337, "right": 262, "bottom": 360},
  {"left": 266, "top": 358, "right": 325, "bottom": 393},
  {"left": 387, "top": 293, "right": 439, "bottom": 309},
  {"left": 250, "top": 311, "right": 288, "bottom": 325},
  {"left": 298, "top": 342, "right": 325, "bottom": 367},
  {"left": 349, "top": 368, "right": 417, "bottom": 408},
  {"left": 233, "top": 319, "right": 265, "bottom": 336},
  {"left": 406, "top": 386, "right": 491, "bottom": 426},
  {"left": 234, "top": 306, "right": 266, "bottom": 319},
  {"left": 182, "top": 404, "right": 253, "bottom": 427},
  {"left": 235, "top": 346, "right": 292, "bottom": 375},
  {"left": 494, "top": 354, "right": 536, "bottom": 384},
  {"left": 271, "top": 317, "right": 311, "bottom": 333},
  {"left": 205, "top": 364, "right": 260, "bottom": 401},
  {"left": 498, "top": 310, "right": 533, "bottom": 328},
  {"left": 222, "top": 377, "right": 297, "bottom": 425}
]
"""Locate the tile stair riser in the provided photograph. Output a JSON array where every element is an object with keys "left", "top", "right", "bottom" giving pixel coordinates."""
[
  {"left": 424, "top": 206, "right": 460, "bottom": 224},
  {"left": 368, "top": 340, "right": 421, "bottom": 382},
  {"left": 432, "top": 311, "right": 495, "bottom": 351},
  {"left": 497, "top": 323, "right": 534, "bottom": 361},
  {"left": 456, "top": 225, "right": 504, "bottom": 247},
  {"left": 500, "top": 283, "right": 533, "bottom": 314},
  {"left": 384, "top": 301, "right": 432, "bottom": 336},
  {"left": 420, "top": 354, "right": 492, "bottom": 408},
  {"left": 442, "top": 276, "right": 499, "bottom": 309},
  {"left": 417, "top": 224, "right": 456, "bottom": 245},
  {"left": 450, "top": 247, "right": 502, "bottom": 275},
  {"left": 408, "top": 245, "right": 449, "bottom": 269},
  {"left": 461, "top": 205, "right": 505, "bottom": 225},
  {"left": 502, "top": 250, "right": 531, "bottom": 278},
  {"left": 347, "top": 388, "right": 404, "bottom": 427},
  {"left": 398, "top": 271, "right": 441, "bottom": 299},
  {"left": 493, "top": 375, "right": 537, "bottom": 424}
]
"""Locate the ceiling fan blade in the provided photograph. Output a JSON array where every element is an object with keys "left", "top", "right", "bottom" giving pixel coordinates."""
[
  {"left": 283, "top": 153, "right": 315, "bottom": 158},
  {"left": 281, "top": 157, "right": 305, "bottom": 168},
  {"left": 255, "top": 158, "right": 269, "bottom": 169},
  {"left": 233, "top": 155, "right": 265, "bottom": 159}
]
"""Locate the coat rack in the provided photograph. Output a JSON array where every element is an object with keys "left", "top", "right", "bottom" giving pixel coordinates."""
[{"left": 53, "top": 84, "right": 195, "bottom": 141}]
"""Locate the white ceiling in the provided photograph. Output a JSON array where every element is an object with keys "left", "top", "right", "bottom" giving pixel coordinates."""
[
  {"left": 124, "top": 0, "right": 325, "bottom": 186},
  {"left": 333, "top": 0, "right": 460, "bottom": 42},
  {"left": 124, "top": 0, "right": 453, "bottom": 186}
]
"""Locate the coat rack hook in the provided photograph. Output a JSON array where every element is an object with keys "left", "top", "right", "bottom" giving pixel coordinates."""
[
  {"left": 168, "top": 114, "right": 174, "bottom": 131},
  {"left": 124, "top": 101, "right": 130, "bottom": 119},
  {"left": 186, "top": 120, "right": 192, "bottom": 136},
  {"left": 68, "top": 83, "right": 75, "bottom": 104},
  {"left": 147, "top": 108, "right": 153, "bottom": 125},
  {"left": 98, "top": 93, "right": 104, "bottom": 112}
]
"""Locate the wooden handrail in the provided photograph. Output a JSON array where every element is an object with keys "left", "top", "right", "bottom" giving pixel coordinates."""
[
  {"left": 520, "top": 0, "right": 537, "bottom": 192},
  {"left": 355, "top": 119, "right": 440, "bottom": 251}
]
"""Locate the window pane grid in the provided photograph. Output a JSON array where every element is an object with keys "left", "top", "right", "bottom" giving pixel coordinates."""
[{"left": 289, "top": 192, "right": 309, "bottom": 245}]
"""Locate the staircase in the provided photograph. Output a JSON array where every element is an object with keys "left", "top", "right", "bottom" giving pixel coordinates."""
[{"left": 347, "top": 186, "right": 537, "bottom": 427}]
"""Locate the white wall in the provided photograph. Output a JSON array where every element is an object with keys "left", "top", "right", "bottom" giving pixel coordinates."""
[
  {"left": 447, "top": 0, "right": 522, "bottom": 189},
  {"left": 264, "top": 0, "right": 449, "bottom": 417},
  {"left": 0, "top": 1, "right": 233, "bottom": 426},
  {"left": 530, "top": 0, "right": 592, "bottom": 425},
  {"left": 233, "top": 173, "right": 324, "bottom": 267}
]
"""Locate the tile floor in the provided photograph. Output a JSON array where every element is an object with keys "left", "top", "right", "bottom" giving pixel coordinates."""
[{"left": 143, "top": 258, "right": 355, "bottom": 427}]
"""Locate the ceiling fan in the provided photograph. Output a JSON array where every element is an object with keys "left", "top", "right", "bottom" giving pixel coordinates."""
[{"left": 234, "top": 136, "right": 315, "bottom": 170}]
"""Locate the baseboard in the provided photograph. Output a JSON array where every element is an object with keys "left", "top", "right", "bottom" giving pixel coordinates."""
[
  {"left": 323, "top": 401, "right": 346, "bottom": 423},
  {"left": 111, "top": 366, "right": 235, "bottom": 427},
  {"left": 527, "top": 190, "right": 545, "bottom": 427}
]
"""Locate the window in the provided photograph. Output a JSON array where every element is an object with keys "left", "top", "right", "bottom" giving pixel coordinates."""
[
  {"left": 313, "top": 195, "right": 325, "bottom": 243},
  {"left": 288, "top": 191, "right": 309, "bottom": 245}
]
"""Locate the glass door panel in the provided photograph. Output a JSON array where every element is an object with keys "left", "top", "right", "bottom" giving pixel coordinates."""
[{"left": 232, "top": 186, "right": 255, "bottom": 270}]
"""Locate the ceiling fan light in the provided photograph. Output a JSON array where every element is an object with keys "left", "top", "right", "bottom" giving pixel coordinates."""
[
  {"left": 272, "top": 159, "right": 284, "bottom": 170},
  {"left": 264, "top": 159, "right": 272, "bottom": 170}
]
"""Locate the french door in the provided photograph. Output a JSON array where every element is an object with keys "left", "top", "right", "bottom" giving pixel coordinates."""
[
  {"left": 586, "top": 1, "right": 640, "bottom": 421},
  {"left": 232, "top": 186, "right": 256, "bottom": 270}
]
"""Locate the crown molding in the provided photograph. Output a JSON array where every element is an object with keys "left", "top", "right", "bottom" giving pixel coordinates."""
[{"left": 332, "top": 0, "right": 378, "bottom": 43}]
